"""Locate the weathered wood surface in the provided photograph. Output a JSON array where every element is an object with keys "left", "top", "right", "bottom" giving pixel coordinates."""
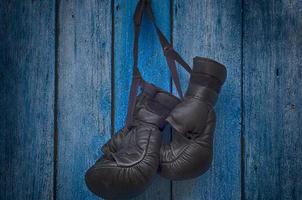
[
  {"left": 1, "top": 0, "right": 302, "bottom": 199},
  {"left": 243, "top": 0, "right": 302, "bottom": 199},
  {"left": 56, "top": 0, "right": 112, "bottom": 199},
  {"left": 172, "top": 0, "right": 242, "bottom": 199},
  {"left": 0, "top": 1, "right": 55, "bottom": 199},
  {"left": 114, "top": 0, "right": 172, "bottom": 199}
]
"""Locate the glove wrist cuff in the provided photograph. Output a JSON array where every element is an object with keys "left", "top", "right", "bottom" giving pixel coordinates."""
[
  {"left": 185, "top": 84, "right": 218, "bottom": 106},
  {"left": 193, "top": 56, "right": 227, "bottom": 84}
]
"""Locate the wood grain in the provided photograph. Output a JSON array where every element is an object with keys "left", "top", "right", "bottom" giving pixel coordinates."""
[
  {"left": 114, "top": 0, "right": 172, "bottom": 199},
  {"left": 172, "top": 0, "right": 242, "bottom": 199},
  {"left": 1, "top": 0, "right": 302, "bottom": 199},
  {"left": 0, "top": 1, "right": 55, "bottom": 199},
  {"left": 56, "top": 0, "right": 112, "bottom": 199},
  {"left": 243, "top": 0, "right": 302, "bottom": 199}
]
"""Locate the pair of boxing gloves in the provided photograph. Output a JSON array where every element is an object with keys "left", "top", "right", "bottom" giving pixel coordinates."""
[{"left": 85, "top": 57, "right": 227, "bottom": 199}]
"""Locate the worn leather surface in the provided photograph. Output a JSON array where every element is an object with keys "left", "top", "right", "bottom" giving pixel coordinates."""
[
  {"left": 159, "top": 57, "right": 227, "bottom": 180},
  {"left": 85, "top": 83, "right": 180, "bottom": 199}
]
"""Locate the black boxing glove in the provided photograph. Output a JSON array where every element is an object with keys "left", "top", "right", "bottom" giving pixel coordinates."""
[
  {"left": 159, "top": 57, "right": 227, "bottom": 180},
  {"left": 85, "top": 83, "right": 180, "bottom": 199}
]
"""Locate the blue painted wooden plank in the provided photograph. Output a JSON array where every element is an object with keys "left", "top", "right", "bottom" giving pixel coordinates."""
[
  {"left": 0, "top": 1, "right": 55, "bottom": 199},
  {"left": 57, "top": 1, "right": 112, "bottom": 199},
  {"left": 172, "top": 0, "right": 242, "bottom": 199},
  {"left": 114, "top": 0, "right": 171, "bottom": 199},
  {"left": 243, "top": 0, "right": 302, "bottom": 199}
]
